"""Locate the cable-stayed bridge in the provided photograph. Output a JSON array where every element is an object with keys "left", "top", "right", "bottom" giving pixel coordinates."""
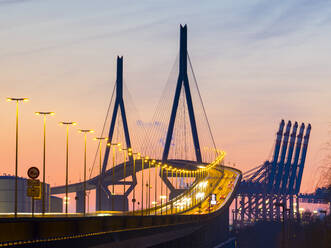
[
  {"left": 0, "top": 25, "right": 316, "bottom": 248},
  {"left": 0, "top": 25, "right": 242, "bottom": 248}
]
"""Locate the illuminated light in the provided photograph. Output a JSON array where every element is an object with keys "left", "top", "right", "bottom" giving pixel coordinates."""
[
  {"left": 196, "top": 192, "right": 205, "bottom": 199},
  {"left": 97, "top": 213, "right": 111, "bottom": 216},
  {"left": 160, "top": 195, "right": 167, "bottom": 199},
  {"left": 299, "top": 208, "right": 305, "bottom": 212},
  {"left": 198, "top": 181, "right": 208, "bottom": 188},
  {"left": 59, "top": 121, "right": 77, "bottom": 126},
  {"left": 197, "top": 165, "right": 205, "bottom": 169},
  {"left": 313, "top": 210, "right": 318, "bottom": 214},
  {"left": 151, "top": 201, "right": 158, "bottom": 205}
]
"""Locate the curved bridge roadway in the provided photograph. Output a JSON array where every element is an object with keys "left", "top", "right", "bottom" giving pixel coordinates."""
[{"left": 0, "top": 152, "right": 242, "bottom": 248}]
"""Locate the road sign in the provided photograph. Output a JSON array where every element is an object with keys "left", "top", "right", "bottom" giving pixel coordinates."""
[
  {"left": 27, "top": 179, "right": 41, "bottom": 199},
  {"left": 27, "top": 167, "right": 40, "bottom": 179},
  {"left": 27, "top": 179, "right": 40, "bottom": 187}
]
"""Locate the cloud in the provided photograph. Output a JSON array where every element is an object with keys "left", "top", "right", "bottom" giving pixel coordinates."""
[
  {"left": 0, "top": 17, "right": 168, "bottom": 60},
  {"left": 248, "top": 0, "right": 331, "bottom": 40},
  {"left": 0, "top": 0, "right": 33, "bottom": 6}
]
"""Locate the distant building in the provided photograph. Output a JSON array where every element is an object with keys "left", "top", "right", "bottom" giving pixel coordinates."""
[{"left": 0, "top": 175, "right": 62, "bottom": 213}]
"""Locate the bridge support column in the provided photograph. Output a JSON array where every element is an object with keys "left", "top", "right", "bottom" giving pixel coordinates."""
[
  {"left": 96, "top": 188, "right": 129, "bottom": 211},
  {"left": 75, "top": 191, "right": 85, "bottom": 213},
  {"left": 96, "top": 188, "right": 110, "bottom": 211},
  {"left": 110, "top": 195, "right": 128, "bottom": 211}
]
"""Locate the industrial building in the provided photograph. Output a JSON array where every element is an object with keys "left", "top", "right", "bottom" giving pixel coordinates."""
[{"left": 0, "top": 175, "right": 62, "bottom": 213}]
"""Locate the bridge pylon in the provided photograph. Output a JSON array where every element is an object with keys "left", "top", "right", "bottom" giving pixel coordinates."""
[
  {"left": 160, "top": 25, "right": 203, "bottom": 199},
  {"left": 162, "top": 25, "right": 202, "bottom": 164},
  {"left": 95, "top": 56, "right": 136, "bottom": 211}
]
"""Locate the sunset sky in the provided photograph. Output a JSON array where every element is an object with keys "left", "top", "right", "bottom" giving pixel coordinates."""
[{"left": 1, "top": 0, "right": 331, "bottom": 209}]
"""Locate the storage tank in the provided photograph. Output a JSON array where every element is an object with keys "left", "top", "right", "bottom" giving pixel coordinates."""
[{"left": 0, "top": 175, "right": 61, "bottom": 213}]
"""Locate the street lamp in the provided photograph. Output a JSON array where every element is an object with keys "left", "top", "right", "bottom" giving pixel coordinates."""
[
  {"left": 140, "top": 156, "right": 145, "bottom": 215},
  {"left": 171, "top": 168, "right": 175, "bottom": 214},
  {"left": 128, "top": 151, "right": 140, "bottom": 215},
  {"left": 94, "top": 137, "right": 107, "bottom": 211},
  {"left": 109, "top": 143, "right": 121, "bottom": 210},
  {"left": 119, "top": 146, "right": 130, "bottom": 212},
  {"left": 35, "top": 111, "right": 55, "bottom": 215},
  {"left": 7, "top": 97, "right": 29, "bottom": 217},
  {"left": 78, "top": 129, "right": 94, "bottom": 215},
  {"left": 155, "top": 161, "right": 160, "bottom": 215},
  {"left": 59, "top": 121, "right": 77, "bottom": 214},
  {"left": 160, "top": 164, "right": 166, "bottom": 215}
]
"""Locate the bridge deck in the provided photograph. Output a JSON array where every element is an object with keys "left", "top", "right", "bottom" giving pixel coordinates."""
[{"left": 0, "top": 166, "right": 241, "bottom": 247}]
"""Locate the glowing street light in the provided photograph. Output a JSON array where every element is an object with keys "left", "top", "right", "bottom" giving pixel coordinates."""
[
  {"left": 59, "top": 121, "right": 77, "bottom": 214},
  {"left": 6, "top": 97, "right": 29, "bottom": 217},
  {"left": 119, "top": 145, "right": 130, "bottom": 212},
  {"left": 140, "top": 156, "right": 145, "bottom": 215},
  {"left": 94, "top": 137, "right": 107, "bottom": 211},
  {"left": 128, "top": 151, "right": 140, "bottom": 214},
  {"left": 35, "top": 111, "right": 55, "bottom": 215},
  {"left": 78, "top": 129, "right": 94, "bottom": 215},
  {"left": 109, "top": 143, "right": 121, "bottom": 210}
]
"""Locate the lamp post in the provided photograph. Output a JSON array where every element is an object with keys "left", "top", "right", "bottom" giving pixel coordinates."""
[
  {"left": 171, "top": 168, "right": 175, "bottom": 214},
  {"left": 109, "top": 143, "right": 121, "bottom": 210},
  {"left": 141, "top": 156, "right": 145, "bottom": 215},
  {"left": 148, "top": 158, "right": 152, "bottom": 215},
  {"left": 160, "top": 164, "right": 165, "bottom": 215},
  {"left": 128, "top": 151, "right": 140, "bottom": 215},
  {"left": 35, "top": 111, "right": 55, "bottom": 215},
  {"left": 155, "top": 162, "right": 161, "bottom": 215},
  {"left": 119, "top": 146, "right": 129, "bottom": 212},
  {"left": 94, "top": 137, "right": 107, "bottom": 211},
  {"left": 166, "top": 166, "right": 171, "bottom": 214},
  {"left": 78, "top": 129, "right": 94, "bottom": 215},
  {"left": 7, "top": 97, "right": 29, "bottom": 217},
  {"left": 59, "top": 121, "right": 77, "bottom": 214}
]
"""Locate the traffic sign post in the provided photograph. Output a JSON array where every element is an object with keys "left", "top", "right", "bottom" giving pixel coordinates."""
[
  {"left": 27, "top": 179, "right": 41, "bottom": 198},
  {"left": 27, "top": 167, "right": 39, "bottom": 179},
  {"left": 27, "top": 167, "right": 40, "bottom": 217}
]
